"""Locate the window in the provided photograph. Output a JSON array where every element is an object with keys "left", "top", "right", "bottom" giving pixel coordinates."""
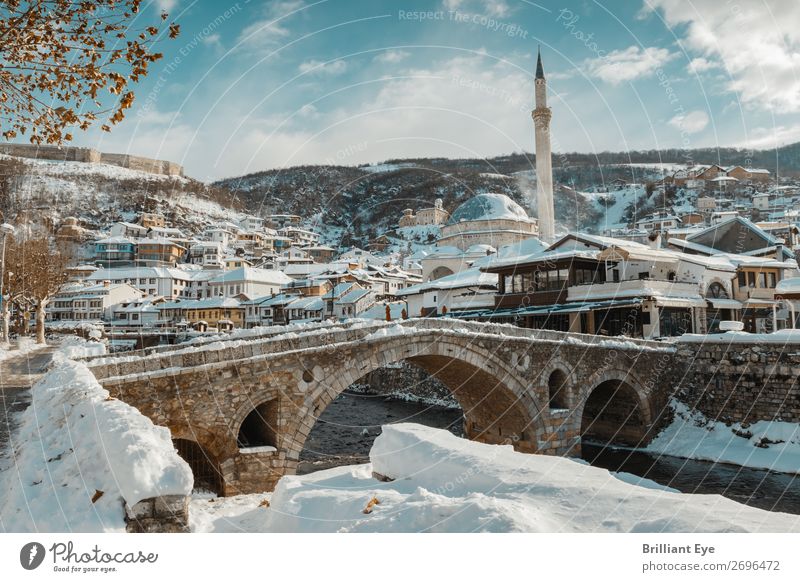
[
  {"left": 758, "top": 272, "right": 767, "bottom": 288},
  {"left": 738, "top": 272, "right": 747, "bottom": 288},
  {"left": 747, "top": 272, "right": 756, "bottom": 287},
  {"left": 768, "top": 273, "right": 776, "bottom": 288}
]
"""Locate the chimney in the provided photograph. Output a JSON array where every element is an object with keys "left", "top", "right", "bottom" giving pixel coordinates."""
[
  {"left": 647, "top": 230, "right": 662, "bottom": 249},
  {"left": 103, "top": 280, "right": 110, "bottom": 288},
  {"left": 776, "top": 241, "right": 784, "bottom": 262}
]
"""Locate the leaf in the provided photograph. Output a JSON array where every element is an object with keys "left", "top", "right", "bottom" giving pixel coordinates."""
[{"left": 91, "top": 490, "right": 104, "bottom": 503}]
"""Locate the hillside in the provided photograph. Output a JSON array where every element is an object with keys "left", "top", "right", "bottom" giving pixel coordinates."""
[
  {"left": 0, "top": 154, "right": 243, "bottom": 237},
  {"left": 218, "top": 142, "right": 800, "bottom": 248}
]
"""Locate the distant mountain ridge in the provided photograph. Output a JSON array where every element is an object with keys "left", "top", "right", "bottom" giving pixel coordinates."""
[{"left": 216, "top": 141, "right": 800, "bottom": 248}]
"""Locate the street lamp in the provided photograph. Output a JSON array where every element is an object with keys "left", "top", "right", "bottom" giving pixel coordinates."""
[{"left": 0, "top": 223, "right": 15, "bottom": 344}]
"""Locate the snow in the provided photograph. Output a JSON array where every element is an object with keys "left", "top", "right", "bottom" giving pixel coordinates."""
[
  {"left": 446, "top": 193, "right": 532, "bottom": 225},
  {"left": 645, "top": 400, "right": 800, "bottom": 474},
  {"left": 193, "top": 424, "right": 798, "bottom": 532},
  {"left": 679, "top": 329, "right": 800, "bottom": 343},
  {"left": 364, "top": 323, "right": 417, "bottom": 340},
  {"left": 0, "top": 341, "right": 193, "bottom": 532},
  {"left": 776, "top": 277, "right": 800, "bottom": 293}
]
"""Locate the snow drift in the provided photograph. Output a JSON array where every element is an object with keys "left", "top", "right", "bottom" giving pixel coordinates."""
[
  {"left": 253, "top": 424, "right": 799, "bottom": 533},
  {"left": 0, "top": 345, "right": 193, "bottom": 532}
]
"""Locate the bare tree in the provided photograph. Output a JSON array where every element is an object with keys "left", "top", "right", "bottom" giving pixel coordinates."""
[
  {"left": 4, "top": 234, "right": 70, "bottom": 343},
  {"left": 0, "top": 0, "right": 179, "bottom": 144}
]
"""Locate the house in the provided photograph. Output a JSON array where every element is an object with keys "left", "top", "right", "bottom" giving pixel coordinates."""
[
  {"left": 86, "top": 267, "right": 196, "bottom": 299},
  {"left": 305, "top": 245, "right": 336, "bottom": 262},
  {"left": 242, "top": 293, "right": 300, "bottom": 327},
  {"left": 188, "top": 242, "right": 224, "bottom": 269},
  {"left": 396, "top": 267, "right": 497, "bottom": 318},
  {"left": 775, "top": 277, "right": 800, "bottom": 328},
  {"left": 635, "top": 214, "right": 681, "bottom": 231},
  {"left": 94, "top": 237, "right": 136, "bottom": 266},
  {"left": 206, "top": 266, "right": 292, "bottom": 299},
  {"left": 138, "top": 213, "right": 166, "bottom": 229},
  {"left": 284, "top": 296, "right": 325, "bottom": 323},
  {"left": 109, "top": 297, "right": 164, "bottom": 329},
  {"left": 109, "top": 221, "right": 149, "bottom": 239},
  {"left": 266, "top": 214, "right": 301, "bottom": 229},
  {"left": 726, "top": 166, "right": 771, "bottom": 185},
  {"left": 47, "top": 281, "right": 142, "bottom": 322},
  {"left": 158, "top": 297, "right": 245, "bottom": 331},
  {"left": 136, "top": 237, "right": 186, "bottom": 266},
  {"left": 321, "top": 282, "right": 375, "bottom": 319},
  {"left": 333, "top": 286, "right": 375, "bottom": 319},
  {"left": 279, "top": 226, "right": 319, "bottom": 246},
  {"left": 239, "top": 215, "right": 264, "bottom": 231}
]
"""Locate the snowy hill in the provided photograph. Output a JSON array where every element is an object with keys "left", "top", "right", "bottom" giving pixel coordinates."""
[{"left": 0, "top": 154, "right": 243, "bottom": 238}]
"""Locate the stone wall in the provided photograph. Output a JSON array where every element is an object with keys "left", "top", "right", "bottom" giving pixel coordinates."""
[
  {"left": 676, "top": 341, "right": 800, "bottom": 423},
  {"left": 0, "top": 143, "right": 183, "bottom": 176},
  {"left": 125, "top": 495, "right": 190, "bottom": 533}
]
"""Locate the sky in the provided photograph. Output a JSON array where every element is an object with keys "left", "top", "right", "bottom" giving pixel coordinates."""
[{"left": 65, "top": 0, "right": 800, "bottom": 181}]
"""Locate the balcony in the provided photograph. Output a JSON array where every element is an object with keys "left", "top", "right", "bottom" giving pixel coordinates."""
[{"left": 567, "top": 279, "right": 701, "bottom": 303}]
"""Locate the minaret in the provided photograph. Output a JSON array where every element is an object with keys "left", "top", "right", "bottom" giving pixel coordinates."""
[{"left": 532, "top": 47, "right": 555, "bottom": 242}]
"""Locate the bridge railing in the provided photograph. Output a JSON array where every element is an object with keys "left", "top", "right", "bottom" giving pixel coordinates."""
[{"left": 87, "top": 317, "right": 673, "bottom": 383}]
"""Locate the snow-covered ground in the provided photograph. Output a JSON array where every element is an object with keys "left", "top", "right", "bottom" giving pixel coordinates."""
[
  {"left": 0, "top": 340, "right": 192, "bottom": 532},
  {"left": 191, "top": 424, "right": 799, "bottom": 533},
  {"left": 645, "top": 400, "right": 800, "bottom": 474},
  {"left": 583, "top": 185, "right": 647, "bottom": 231}
]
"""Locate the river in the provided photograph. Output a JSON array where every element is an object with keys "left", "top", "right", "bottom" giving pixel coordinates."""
[{"left": 299, "top": 391, "right": 800, "bottom": 515}]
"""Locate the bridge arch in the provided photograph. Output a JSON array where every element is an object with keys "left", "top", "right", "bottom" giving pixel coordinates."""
[
  {"left": 538, "top": 360, "right": 575, "bottom": 410},
  {"left": 576, "top": 368, "right": 653, "bottom": 448},
  {"left": 282, "top": 335, "right": 546, "bottom": 462}
]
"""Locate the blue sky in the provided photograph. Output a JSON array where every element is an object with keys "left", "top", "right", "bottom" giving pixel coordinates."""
[{"left": 72, "top": 0, "right": 800, "bottom": 180}]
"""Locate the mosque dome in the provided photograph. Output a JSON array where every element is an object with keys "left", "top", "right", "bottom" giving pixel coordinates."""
[{"left": 446, "top": 193, "right": 530, "bottom": 225}]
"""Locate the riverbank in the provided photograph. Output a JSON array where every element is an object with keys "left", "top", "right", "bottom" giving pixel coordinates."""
[{"left": 645, "top": 399, "right": 800, "bottom": 475}]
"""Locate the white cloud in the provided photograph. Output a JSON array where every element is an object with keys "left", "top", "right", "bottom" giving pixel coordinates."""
[
  {"left": 298, "top": 59, "right": 348, "bottom": 76},
  {"left": 442, "top": 0, "right": 511, "bottom": 17},
  {"left": 374, "top": 50, "right": 411, "bottom": 64},
  {"left": 644, "top": 0, "right": 800, "bottom": 112},
  {"left": 198, "top": 55, "right": 540, "bottom": 179},
  {"left": 585, "top": 46, "right": 677, "bottom": 85},
  {"left": 687, "top": 57, "right": 716, "bottom": 75},
  {"left": 155, "top": 0, "right": 177, "bottom": 11},
  {"left": 742, "top": 124, "right": 800, "bottom": 149},
  {"left": 201, "top": 33, "right": 221, "bottom": 47},
  {"left": 668, "top": 110, "right": 709, "bottom": 134},
  {"left": 237, "top": 0, "right": 305, "bottom": 49}
]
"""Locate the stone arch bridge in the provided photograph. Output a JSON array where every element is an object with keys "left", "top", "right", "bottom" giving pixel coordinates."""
[{"left": 85, "top": 319, "right": 679, "bottom": 495}]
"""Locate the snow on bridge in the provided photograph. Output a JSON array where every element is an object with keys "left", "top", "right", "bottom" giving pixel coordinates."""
[{"left": 84, "top": 319, "right": 679, "bottom": 495}]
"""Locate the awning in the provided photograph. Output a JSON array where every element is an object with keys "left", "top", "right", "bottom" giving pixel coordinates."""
[
  {"left": 743, "top": 298, "right": 779, "bottom": 308},
  {"left": 655, "top": 296, "right": 706, "bottom": 308},
  {"left": 707, "top": 298, "right": 743, "bottom": 309}
]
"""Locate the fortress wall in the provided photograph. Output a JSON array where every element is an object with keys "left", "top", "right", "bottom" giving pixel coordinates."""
[{"left": 0, "top": 143, "right": 183, "bottom": 176}]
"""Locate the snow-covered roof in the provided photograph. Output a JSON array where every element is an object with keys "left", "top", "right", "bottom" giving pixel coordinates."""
[
  {"left": 95, "top": 236, "right": 136, "bottom": 245},
  {"left": 776, "top": 277, "right": 800, "bottom": 294},
  {"left": 338, "top": 288, "right": 372, "bottom": 304},
  {"left": 446, "top": 193, "right": 531, "bottom": 225},
  {"left": 208, "top": 266, "right": 292, "bottom": 285},
  {"left": 397, "top": 267, "right": 497, "bottom": 296}
]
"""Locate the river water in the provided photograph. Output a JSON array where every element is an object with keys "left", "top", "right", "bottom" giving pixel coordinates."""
[{"left": 299, "top": 391, "right": 800, "bottom": 515}]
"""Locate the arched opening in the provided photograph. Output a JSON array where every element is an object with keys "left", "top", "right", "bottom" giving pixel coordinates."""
[
  {"left": 580, "top": 379, "right": 646, "bottom": 448},
  {"left": 299, "top": 361, "right": 464, "bottom": 474},
  {"left": 238, "top": 399, "right": 278, "bottom": 449},
  {"left": 547, "top": 369, "right": 569, "bottom": 410},
  {"left": 173, "top": 438, "right": 222, "bottom": 495},
  {"left": 298, "top": 352, "right": 537, "bottom": 474},
  {"left": 428, "top": 266, "right": 454, "bottom": 281}
]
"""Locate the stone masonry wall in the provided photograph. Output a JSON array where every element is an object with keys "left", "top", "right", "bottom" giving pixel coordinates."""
[{"left": 676, "top": 341, "right": 800, "bottom": 423}]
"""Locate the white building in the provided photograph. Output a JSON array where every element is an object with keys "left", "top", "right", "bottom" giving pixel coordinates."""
[
  {"left": 188, "top": 242, "right": 224, "bottom": 269},
  {"left": 86, "top": 267, "right": 196, "bottom": 300},
  {"left": 109, "top": 221, "right": 148, "bottom": 239},
  {"left": 48, "top": 282, "right": 142, "bottom": 321},
  {"left": 206, "top": 266, "right": 292, "bottom": 299}
]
